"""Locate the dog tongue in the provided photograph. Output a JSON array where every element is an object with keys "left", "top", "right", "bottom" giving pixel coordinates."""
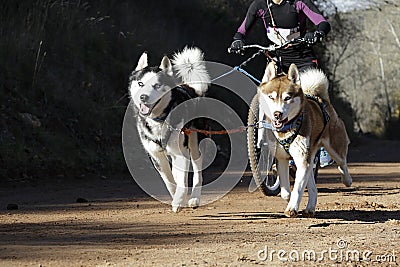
[{"left": 140, "top": 104, "right": 150, "bottom": 115}]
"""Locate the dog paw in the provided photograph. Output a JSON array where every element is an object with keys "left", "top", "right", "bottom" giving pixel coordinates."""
[
  {"left": 341, "top": 177, "right": 352, "bottom": 187},
  {"left": 172, "top": 205, "right": 182, "bottom": 213},
  {"left": 188, "top": 198, "right": 200, "bottom": 209},
  {"left": 301, "top": 210, "right": 315, "bottom": 218},
  {"left": 284, "top": 209, "right": 298, "bottom": 218}
]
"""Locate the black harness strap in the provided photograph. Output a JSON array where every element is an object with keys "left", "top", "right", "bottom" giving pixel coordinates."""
[
  {"left": 276, "top": 112, "right": 304, "bottom": 154},
  {"left": 274, "top": 94, "right": 330, "bottom": 155},
  {"left": 148, "top": 85, "right": 198, "bottom": 150},
  {"left": 305, "top": 94, "right": 330, "bottom": 125},
  {"left": 305, "top": 94, "right": 330, "bottom": 143}
]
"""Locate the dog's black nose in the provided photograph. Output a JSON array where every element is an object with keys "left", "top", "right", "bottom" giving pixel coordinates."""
[
  {"left": 274, "top": 111, "right": 283, "bottom": 120},
  {"left": 140, "top": 94, "right": 149, "bottom": 102}
]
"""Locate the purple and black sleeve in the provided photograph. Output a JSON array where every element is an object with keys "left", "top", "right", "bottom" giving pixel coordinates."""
[
  {"left": 233, "top": 0, "right": 263, "bottom": 40},
  {"left": 296, "top": 0, "right": 331, "bottom": 35},
  {"left": 233, "top": 0, "right": 331, "bottom": 40}
]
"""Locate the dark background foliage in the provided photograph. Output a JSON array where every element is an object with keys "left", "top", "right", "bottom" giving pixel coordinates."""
[{"left": 0, "top": 0, "right": 357, "bottom": 183}]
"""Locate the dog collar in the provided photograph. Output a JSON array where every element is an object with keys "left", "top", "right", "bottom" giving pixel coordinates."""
[
  {"left": 151, "top": 85, "right": 197, "bottom": 123},
  {"left": 259, "top": 112, "right": 303, "bottom": 155},
  {"left": 273, "top": 95, "right": 330, "bottom": 155},
  {"left": 274, "top": 112, "right": 303, "bottom": 154},
  {"left": 259, "top": 112, "right": 303, "bottom": 132}
]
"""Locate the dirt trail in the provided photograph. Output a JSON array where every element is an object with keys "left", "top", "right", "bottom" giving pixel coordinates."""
[{"left": 0, "top": 137, "right": 399, "bottom": 266}]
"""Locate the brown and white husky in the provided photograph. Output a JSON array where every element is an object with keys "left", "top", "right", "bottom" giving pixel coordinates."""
[{"left": 258, "top": 62, "right": 352, "bottom": 217}]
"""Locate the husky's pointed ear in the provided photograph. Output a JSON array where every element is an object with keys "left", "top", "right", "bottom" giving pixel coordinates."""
[
  {"left": 160, "top": 55, "right": 173, "bottom": 76},
  {"left": 288, "top": 64, "right": 300, "bottom": 85},
  {"left": 262, "top": 62, "right": 277, "bottom": 83},
  {"left": 135, "top": 52, "right": 148, "bottom": 71}
]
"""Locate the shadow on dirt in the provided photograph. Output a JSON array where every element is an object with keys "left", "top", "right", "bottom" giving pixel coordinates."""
[
  {"left": 195, "top": 210, "right": 400, "bottom": 223},
  {"left": 0, "top": 221, "right": 216, "bottom": 248},
  {"left": 318, "top": 185, "right": 400, "bottom": 195},
  {"left": 195, "top": 212, "right": 286, "bottom": 221},
  {"left": 314, "top": 210, "right": 400, "bottom": 223}
]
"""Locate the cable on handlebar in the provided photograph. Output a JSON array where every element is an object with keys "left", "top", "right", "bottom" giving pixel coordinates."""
[
  {"left": 228, "top": 37, "right": 307, "bottom": 54},
  {"left": 242, "top": 38, "right": 306, "bottom": 52}
]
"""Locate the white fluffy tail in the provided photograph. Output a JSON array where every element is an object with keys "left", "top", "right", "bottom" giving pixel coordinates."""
[
  {"left": 172, "top": 47, "right": 210, "bottom": 96},
  {"left": 300, "top": 68, "right": 330, "bottom": 103}
]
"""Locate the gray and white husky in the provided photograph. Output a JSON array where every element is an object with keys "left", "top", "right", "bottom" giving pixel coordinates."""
[{"left": 129, "top": 47, "right": 210, "bottom": 212}]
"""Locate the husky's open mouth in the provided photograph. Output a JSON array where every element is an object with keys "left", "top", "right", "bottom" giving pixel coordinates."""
[
  {"left": 139, "top": 103, "right": 152, "bottom": 115},
  {"left": 138, "top": 98, "right": 162, "bottom": 116},
  {"left": 272, "top": 118, "right": 288, "bottom": 129}
]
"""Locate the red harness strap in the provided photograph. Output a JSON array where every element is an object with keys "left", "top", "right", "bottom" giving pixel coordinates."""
[{"left": 181, "top": 126, "right": 247, "bottom": 136}]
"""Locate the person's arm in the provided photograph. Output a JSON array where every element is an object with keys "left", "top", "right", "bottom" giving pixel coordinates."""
[
  {"left": 233, "top": 0, "right": 262, "bottom": 40},
  {"left": 296, "top": 0, "right": 331, "bottom": 36}
]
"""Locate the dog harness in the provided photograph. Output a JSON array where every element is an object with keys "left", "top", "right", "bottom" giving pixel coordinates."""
[
  {"left": 151, "top": 85, "right": 197, "bottom": 123},
  {"left": 261, "top": 110, "right": 302, "bottom": 155},
  {"left": 305, "top": 94, "right": 330, "bottom": 125},
  {"left": 143, "top": 85, "right": 198, "bottom": 150},
  {"left": 270, "top": 94, "right": 330, "bottom": 155},
  {"left": 275, "top": 112, "right": 304, "bottom": 154}
]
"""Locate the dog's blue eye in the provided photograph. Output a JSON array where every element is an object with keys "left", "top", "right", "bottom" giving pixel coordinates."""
[
  {"left": 153, "top": 84, "right": 161, "bottom": 90},
  {"left": 284, "top": 96, "right": 292, "bottom": 101},
  {"left": 138, "top": 82, "right": 144, "bottom": 87}
]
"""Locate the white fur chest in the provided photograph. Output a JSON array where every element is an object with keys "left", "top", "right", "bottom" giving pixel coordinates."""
[{"left": 138, "top": 117, "right": 185, "bottom": 154}]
